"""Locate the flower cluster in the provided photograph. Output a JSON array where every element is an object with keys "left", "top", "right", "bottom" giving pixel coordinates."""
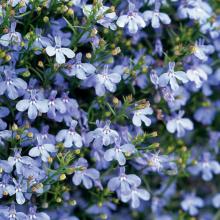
[{"left": 0, "top": 0, "right": 220, "bottom": 219}]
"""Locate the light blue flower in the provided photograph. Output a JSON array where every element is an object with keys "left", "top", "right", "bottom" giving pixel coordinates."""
[
  {"left": 0, "top": 204, "right": 27, "bottom": 220},
  {"left": 132, "top": 105, "right": 153, "bottom": 127},
  {"left": 192, "top": 39, "right": 214, "bottom": 61},
  {"left": 11, "top": 177, "right": 27, "bottom": 205},
  {"left": 87, "top": 120, "right": 119, "bottom": 147},
  {"left": 64, "top": 53, "right": 96, "bottom": 79},
  {"left": 0, "top": 175, "right": 15, "bottom": 198},
  {"left": 168, "top": 87, "right": 189, "bottom": 112},
  {"left": 116, "top": 2, "right": 146, "bottom": 34},
  {"left": 121, "top": 186, "right": 150, "bottom": 208},
  {"left": 56, "top": 120, "right": 82, "bottom": 148},
  {"left": 16, "top": 90, "right": 49, "bottom": 120},
  {"left": 32, "top": 28, "right": 51, "bottom": 52},
  {"left": 188, "top": 152, "right": 220, "bottom": 181},
  {"left": 8, "top": 149, "right": 36, "bottom": 174},
  {"left": 166, "top": 111, "right": 193, "bottom": 137},
  {"left": 143, "top": 1, "right": 171, "bottom": 29},
  {"left": 83, "top": 3, "right": 117, "bottom": 30},
  {"left": 107, "top": 167, "right": 141, "bottom": 195},
  {"left": 177, "top": 0, "right": 212, "bottom": 24},
  {"left": 186, "top": 64, "right": 211, "bottom": 88},
  {"left": 47, "top": 90, "right": 66, "bottom": 120},
  {"left": 72, "top": 158, "right": 100, "bottom": 189},
  {"left": 159, "top": 62, "right": 188, "bottom": 91},
  {"left": 212, "top": 193, "right": 220, "bottom": 208},
  {"left": 104, "top": 139, "right": 135, "bottom": 165},
  {"left": 0, "top": 66, "right": 27, "bottom": 100},
  {"left": 181, "top": 194, "right": 204, "bottom": 216},
  {"left": 29, "top": 136, "right": 57, "bottom": 162},
  {"left": 0, "top": 22, "right": 22, "bottom": 47},
  {"left": 27, "top": 206, "right": 50, "bottom": 220},
  {"left": 46, "top": 36, "right": 75, "bottom": 64},
  {"left": 94, "top": 65, "right": 121, "bottom": 96}
]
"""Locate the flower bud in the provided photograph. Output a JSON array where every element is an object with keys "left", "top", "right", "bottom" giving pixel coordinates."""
[{"left": 59, "top": 174, "right": 66, "bottom": 181}]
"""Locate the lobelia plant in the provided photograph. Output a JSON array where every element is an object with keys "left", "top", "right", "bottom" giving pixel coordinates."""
[{"left": 0, "top": 0, "right": 219, "bottom": 219}]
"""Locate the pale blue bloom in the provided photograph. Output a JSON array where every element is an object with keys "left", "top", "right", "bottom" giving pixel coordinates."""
[
  {"left": 168, "top": 87, "right": 189, "bottom": 112},
  {"left": 177, "top": 0, "right": 212, "bottom": 24},
  {"left": 27, "top": 206, "right": 50, "bottom": 220},
  {"left": 0, "top": 22, "right": 22, "bottom": 47},
  {"left": 8, "top": 149, "right": 37, "bottom": 174},
  {"left": 56, "top": 120, "right": 82, "bottom": 148},
  {"left": 83, "top": 3, "right": 117, "bottom": 30},
  {"left": 0, "top": 66, "right": 27, "bottom": 100},
  {"left": 159, "top": 62, "right": 188, "bottom": 91},
  {"left": 29, "top": 136, "right": 57, "bottom": 162},
  {"left": 0, "top": 107, "right": 10, "bottom": 130},
  {"left": 166, "top": 111, "right": 193, "bottom": 137},
  {"left": 132, "top": 105, "right": 153, "bottom": 127},
  {"left": 212, "top": 193, "right": 220, "bottom": 208},
  {"left": 107, "top": 167, "right": 141, "bottom": 195},
  {"left": 87, "top": 120, "right": 119, "bottom": 147},
  {"left": 0, "top": 160, "right": 13, "bottom": 174},
  {"left": 194, "top": 105, "right": 216, "bottom": 125},
  {"left": 188, "top": 152, "right": 220, "bottom": 181},
  {"left": 0, "top": 175, "right": 15, "bottom": 198},
  {"left": 201, "top": 20, "right": 220, "bottom": 39},
  {"left": 143, "top": 1, "right": 171, "bottom": 28},
  {"left": 64, "top": 53, "right": 96, "bottom": 79},
  {"left": 104, "top": 139, "right": 135, "bottom": 165},
  {"left": 192, "top": 39, "right": 215, "bottom": 61},
  {"left": 186, "top": 64, "right": 212, "bottom": 88},
  {"left": 116, "top": 2, "right": 146, "bottom": 34},
  {"left": 11, "top": 177, "right": 27, "bottom": 205},
  {"left": 94, "top": 65, "right": 121, "bottom": 96},
  {"left": 121, "top": 186, "right": 150, "bottom": 208},
  {"left": 72, "top": 158, "right": 100, "bottom": 189},
  {"left": 0, "top": 204, "right": 27, "bottom": 220},
  {"left": 46, "top": 36, "right": 75, "bottom": 64},
  {"left": 32, "top": 28, "right": 51, "bottom": 52},
  {"left": 16, "top": 90, "right": 49, "bottom": 120},
  {"left": 181, "top": 194, "right": 204, "bottom": 216},
  {"left": 47, "top": 90, "right": 66, "bottom": 120}
]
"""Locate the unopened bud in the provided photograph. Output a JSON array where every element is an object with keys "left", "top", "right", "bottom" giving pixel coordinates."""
[
  {"left": 48, "top": 157, "right": 53, "bottom": 163},
  {"left": 56, "top": 197, "right": 62, "bottom": 203},
  {"left": 38, "top": 61, "right": 44, "bottom": 68},
  {"left": 43, "top": 16, "right": 49, "bottom": 23},
  {"left": 59, "top": 174, "right": 66, "bottom": 181},
  {"left": 86, "top": 53, "right": 92, "bottom": 59},
  {"left": 5, "top": 54, "right": 11, "bottom": 62}
]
